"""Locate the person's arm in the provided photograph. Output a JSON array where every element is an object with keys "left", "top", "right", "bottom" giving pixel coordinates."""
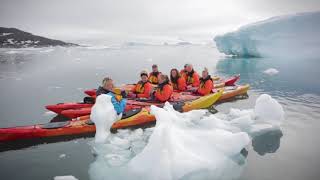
[
  {"left": 192, "top": 73, "right": 200, "bottom": 87},
  {"left": 137, "top": 83, "right": 152, "bottom": 98},
  {"left": 155, "top": 85, "right": 173, "bottom": 102},
  {"left": 95, "top": 87, "right": 102, "bottom": 96},
  {"left": 131, "top": 84, "right": 137, "bottom": 93}
]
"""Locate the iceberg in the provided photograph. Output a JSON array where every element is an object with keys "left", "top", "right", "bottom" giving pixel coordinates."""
[
  {"left": 214, "top": 11, "right": 320, "bottom": 57},
  {"left": 263, "top": 68, "right": 279, "bottom": 76},
  {"left": 89, "top": 94, "right": 284, "bottom": 180}
]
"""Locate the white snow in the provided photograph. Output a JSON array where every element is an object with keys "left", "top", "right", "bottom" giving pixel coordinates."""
[
  {"left": 214, "top": 11, "right": 320, "bottom": 58},
  {"left": 53, "top": 176, "right": 78, "bottom": 180},
  {"left": 0, "top": 33, "right": 13, "bottom": 36},
  {"left": 7, "top": 39, "right": 15, "bottom": 44},
  {"left": 90, "top": 94, "right": 118, "bottom": 143},
  {"left": 89, "top": 94, "right": 284, "bottom": 180},
  {"left": 263, "top": 68, "right": 279, "bottom": 75}
]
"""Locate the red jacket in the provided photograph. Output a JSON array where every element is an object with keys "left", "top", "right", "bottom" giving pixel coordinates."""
[
  {"left": 186, "top": 70, "right": 200, "bottom": 87},
  {"left": 155, "top": 83, "right": 173, "bottom": 102},
  {"left": 197, "top": 76, "right": 214, "bottom": 96},
  {"left": 171, "top": 77, "right": 186, "bottom": 91},
  {"left": 131, "top": 81, "right": 152, "bottom": 98}
]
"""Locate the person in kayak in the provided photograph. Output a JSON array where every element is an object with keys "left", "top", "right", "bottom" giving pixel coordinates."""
[
  {"left": 149, "top": 64, "right": 162, "bottom": 84},
  {"left": 185, "top": 64, "right": 200, "bottom": 88},
  {"left": 180, "top": 63, "right": 189, "bottom": 80},
  {"left": 170, "top": 68, "right": 186, "bottom": 91},
  {"left": 152, "top": 74, "right": 173, "bottom": 102},
  {"left": 129, "top": 70, "right": 153, "bottom": 98},
  {"left": 197, "top": 67, "right": 214, "bottom": 96},
  {"left": 96, "top": 77, "right": 127, "bottom": 114}
]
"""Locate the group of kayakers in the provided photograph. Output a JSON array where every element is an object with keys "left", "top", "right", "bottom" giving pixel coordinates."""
[{"left": 96, "top": 64, "right": 215, "bottom": 114}]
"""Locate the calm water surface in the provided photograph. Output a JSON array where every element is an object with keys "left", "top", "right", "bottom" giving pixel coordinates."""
[{"left": 0, "top": 45, "right": 319, "bottom": 180}]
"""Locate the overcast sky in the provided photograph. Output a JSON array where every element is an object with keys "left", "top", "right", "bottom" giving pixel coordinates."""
[{"left": 1, "top": 0, "right": 319, "bottom": 44}]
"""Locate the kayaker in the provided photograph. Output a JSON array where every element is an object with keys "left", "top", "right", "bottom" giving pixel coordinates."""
[
  {"left": 170, "top": 68, "right": 186, "bottom": 91},
  {"left": 180, "top": 63, "right": 189, "bottom": 80},
  {"left": 197, "top": 67, "right": 214, "bottom": 96},
  {"left": 148, "top": 64, "right": 162, "bottom": 84},
  {"left": 129, "top": 70, "right": 153, "bottom": 98},
  {"left": 185, "top": 64, "right": 200, "bottom": 87},
  {"left": 153, "top": 74, "right": 173, "bottom": 102},
  {"left": 96, "top": 77, "right": 127, "bottom": 114}
]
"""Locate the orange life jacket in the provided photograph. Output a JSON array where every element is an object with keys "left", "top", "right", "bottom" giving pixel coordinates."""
[
  {"left": 186, "top": 70, "right": 200, "bottom": 87},
  {"left": 132, "top": 81, "right": 152, "bottom": 98},
  {"left": 155, "top": 81, "right": 173, "bottom": 102},
  {"left": 197, "top": 76, "right": 214, "bottom": 96},
  {"left": 171, "top": 76, "right": 186, "bottom": 91},
  {"left": 148, "top": 72, "right": 161, "bottom": 84}
]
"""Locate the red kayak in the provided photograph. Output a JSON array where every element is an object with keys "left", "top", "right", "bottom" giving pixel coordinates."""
[
  {"left": 46, "top": 103, "right": 93, "bottom": 114},
  {"left": 84, "top": 74, "right": 240, "bottom": 97}
]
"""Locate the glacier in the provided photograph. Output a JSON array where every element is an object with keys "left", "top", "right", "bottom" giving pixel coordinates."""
[{"left": 214, "top": 11, "right": 320, "bottom": 57}]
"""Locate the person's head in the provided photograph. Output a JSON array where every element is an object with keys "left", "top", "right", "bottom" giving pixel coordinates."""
[
  {"left": 170, "top": 68, "right": 179, "bottom": 79},
  {"left": 152, "top": 64, "right": 158, "bottom": 73},
  {"left": 158, "top": 74, "right": 169, "bottom": 84},
  {"left": 202, "top": 67, "right": 209, "bottom": 79},
  {"left": 186, "top": 64, "right": 193, "bottom": 72},
  {"left": 184, "top": 64, "right": 189, "bottom": 71},
  {"left": 102, "top": 77, "right": 114, "bottom": 91},
  {"left": 140, "top": 70, "right": 149, "bottom": 82}
]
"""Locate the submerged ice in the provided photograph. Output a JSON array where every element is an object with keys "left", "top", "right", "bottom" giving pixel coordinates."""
[
  {"left": 89, "top": 94, "right": 284, "bottom": 180},
  {"left": 214, "top": 11, "right": 320, "bottom": 58}
]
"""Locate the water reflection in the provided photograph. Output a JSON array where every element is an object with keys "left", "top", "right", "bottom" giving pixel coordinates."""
[
  {"left": 216, "top": 57, "right": 320, "bottom": 97},
  {"left": 251, "top": 129, "right": 283, "bottom": 156}
]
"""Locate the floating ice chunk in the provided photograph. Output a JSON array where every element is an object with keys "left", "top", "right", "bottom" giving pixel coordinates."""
[
  {"left": 90, "top": 94, "right": 117, "bottom": 143},
  {"left": 126, "top": 104, "right": 250, "bottom": 180},
  {"left": 43, "top": 111, "right": 56, "bottom": 116},
  {"left": 59, "top": 154, "right": 66, "bottom": 159},
  {"left": 230, "top": 115, "right": 254, "bottom": 132},
  {"left": 263, "top": 68, "right": 279, "bottom": 76},
  {"left": 53, "top": 176, "right": 78, "bottom": 180},
  {"left": 109, "top": 136, "right": 130, "bottom": 149},
  {"left": 254, "top": 94, "right": 284, "bottom": 126}
]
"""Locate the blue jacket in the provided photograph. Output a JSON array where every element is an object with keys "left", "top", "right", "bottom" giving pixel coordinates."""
[{"left": 107, "top": 92, "right": 127, "bottom": 114}]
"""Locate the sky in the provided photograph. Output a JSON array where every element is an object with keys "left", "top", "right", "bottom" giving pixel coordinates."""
[{"left": 1, "top": 0, "right": 319, "bottom": 44}]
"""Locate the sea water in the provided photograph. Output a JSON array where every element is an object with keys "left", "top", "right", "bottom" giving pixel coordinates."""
[{"left": 0, "top": 44, "right": 319, "bottom": 180}]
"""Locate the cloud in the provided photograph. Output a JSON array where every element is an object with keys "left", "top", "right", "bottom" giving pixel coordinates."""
[{"left": 1, "top": 0, "right": 319, "bottom": 43}]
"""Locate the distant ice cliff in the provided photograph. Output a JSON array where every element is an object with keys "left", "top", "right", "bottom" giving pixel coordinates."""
[{"left": 214, "top": 11, "right": 320, "bottom": 58}]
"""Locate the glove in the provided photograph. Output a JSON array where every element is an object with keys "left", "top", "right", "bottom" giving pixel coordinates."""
[{"left": 121, "top": 90, "right": 127, "bottom": 98}]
